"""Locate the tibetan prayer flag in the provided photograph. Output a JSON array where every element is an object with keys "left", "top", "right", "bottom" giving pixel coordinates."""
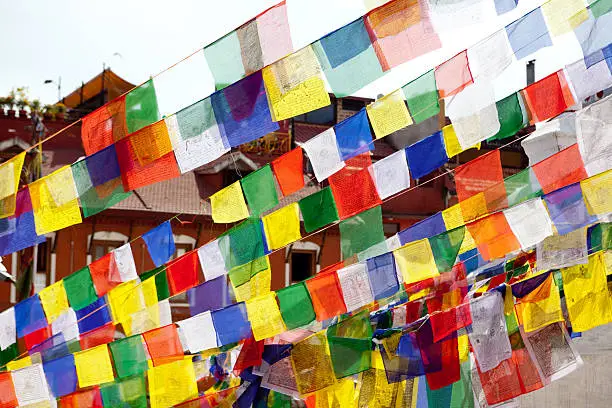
[
  {"left": 542, "top": 0, "right": 588, "bottom": 36},
  {"left": 405, "top": 131, "right": 448, "bottom": 179},
  {"left": 302, "top": 128, "right": 345, "bottom": 182},
  {"left": 0, "top": 152, "right": 25, "bottom": 218},
  {"left": 241, "top": 165, "right": 278, "bottom": 216},
  {"left": 230, "top": 258, "right": 271, "bottom": 302},
  {"left": 42, "top": 354, "right": 77, "bottom": 398},
  {"left": 15, "top": 294, "right": 47, "bottom": 338},
  {"left": 365, "top": 0, "right": 441, "bottom": 70},
  {"left": 339, "top": 205, "right": 384, "bottom": 259},
  {"left": 505, "top": 8, "right": 553, "bottom": 60},
  {"left": 489, "top": 92, "right": 526, "bottom": 141},
  {"left": 566, "top": 58, "right": 612, "bottom": 102},
  {"left": 11, "top": 364, "right": 51, "bottom": 406},
  {"left": 467, "top": 30, "right": 513, "bottom": 82},
  {"left": 337, "top": 263, "right": 375, "bottom": 312},
  {"left": 71, "top": 144, "right": 131, "bottom": 218},
  {"left": 166, "top": 250, "right": 199, "bottom": 295},
  {"left": 262, "top": 46, "right": 330, "bottom": 121},
  {"left": 224, "top": 217, "right": 265, "bottom": 268},
  {"left": 313, "top": 18, "right": 384, "bottom": 97},
  {"left": 75, "top": 297, "right": 112, "bottom": 335},
  {"left": 210, "top": 71, "right": 279, "bottom": 148},
  {"left": 125, "top": 79, "right": 160, "bottom": 134},
  {"left": 74, "top": 344, "right": 115, "bottom": 388},
  {"left": 329, "top": 155, "right": 382, "bottom": 220},
  {"left": 80, "top": 96, "right": 129, "bottom": 156},
  {"left": 441, "top": 204, "right": 464, "bottom": 230},
  {"left": 428, "top": 226, "right": 465, "bottom": 272},
  {"left": 262, "top": 203, "right": 301, "bottom": 250},
  {"left": 109, "top": 335, "right": 148, "bottom": 379},
  {"left": 522, "top": 70, "right": 575, "bottom": 124},
  {"left": 434, "top": 50, "right": 473, "bottom": 98},
  {"left": 140, "top": 266, "right": 171, "bottom": 302},
  {"left": 245, "top": 293, "right": 286, "bottom": 341},
  {"left": 575, "top": 94, "right": 612, "bottom": 176},
  {"left": 366, "top": 252, "right": 399, "bottom": 300},
  {"left": 210, "top": 181, "right": 250, "bottom": 224},
  {"left": 128, "top": 120, "right": 173, "bottom": 166},
  {"left": 38, "top": 280, "right": 69, "bottom": 324},
  {"left": 89, "top": 253, "right": 121, "bottom": 297},
  {"left": 165, "top": 99, "right": 230, "bottom": 174},
  {"left": 143, "top": 324, "right": 184, "bottom": 367},
  {"left": 176, "top": 311, "right": 218, "bottom": 353},
  {"left": 442, "top": 124, "right": 481, "bottom": 158},
  {"left": 197, "top": 239, "right": 229, "bottom": 282},
  {"left": 148, "top": 359, "right": 198, "bottom": 408},
  {"left": 108, "top": 281, "right": 146, "bottom": 325},
  {"left": 256, "top": 1, "right": 294, "bottom": 68},
  {"left": 574, "top": 6, "right": 612, "bottom": 65},
  {"left": 276, "top": 282, "right": 316, "bottom": 330},
  {"left": 504, "top": 198, "right": 554, "bottom": 249},
  {"left": 100, "top": 374, "right": 147, "bottom": 408},
  {"left": 271, "top": 147, "right": 304, "bottom": 196},
  {"left": 187, "top": 276, "right": 233, "bottom": 316},
  {"left": 466, "top": 212, "right": 521, "bottom": 261},
  {"left": 291, "top": 332, "right": 337, "bottom": 395},
  {"left": 0, "top": 307, "right": 15, "bottom": 351},
  {"left": 115, "top": 137, "right": 181, "bottom": 192},
  {"left": 212, "top": 302, "right": 252, "bottom": 345},
  {"left": 394, "top": 239, "right": 439, "bottom": 284},
  {"left": 298, "top": 187, "right": 339, "bottom": 233},
  {"left": 544, "top": 183, "right": 597, "bottom": 235},
  {"left": 454, "top": 150, "right": 505, "bottom": 203},
  {"left": 399, "top": 212, "right": 446, "bottom": 245},
  {"left": 305, "top": 271, "right": 347, "bottom": 321},
  {"left": 29, "top": 166, "right": 82, "bottom": 235},
  {"left": 327, "top": 312, "right": 372, "bottom": 378},
  {"left": 532, "top": 144, "right": 588, "bottom": 194},
  {"left": 370, "top": 149, "right": 411, "bottom": 200},
  {"left": 504, "top": 167, "right": 543, "bottom": 207},
  {"left": 366, "top": 90, "right": 412, "bottom": 139},
  {"left": 537, "top": 227, "right": 588, "bottom": 270},
  {"left": 142, "top": 221, "right": 175, "bottom": 267},
  {"left": 515, "top": 273, "right": 564, "bottom": 332},
  {"left": 581, "top": 170, "right": 612, "bottom": 215},
  {"left": 562, "top": 252, "right": 612, "bottom": 331},
  {"left": 0, "top": 188, "right": 46, "bottom": 256},
  {"left": 0, "top": 372, "right": 17, "bottom": 408},
  {"left": 63, "top": 266, "right": 97, "bottom": 311},
  {"left": 402, "top": 69, "right": 439, "bottom": 124},
  {"left": 334, "top": 109, "right": 373, "bottom": 160}
]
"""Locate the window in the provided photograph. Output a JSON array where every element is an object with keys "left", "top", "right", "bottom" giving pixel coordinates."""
[
  {"left": 223, "top": 169, "right": 250, "bottom": 188},
  {"left": 92, "top": 240, "right": 124, "bottom": 260},
  {"left": 341, "top": 98, "right": 366, "bottom": 112},
  {"left": 172, "top": 243, "right": 194, "bottom": 260},
  {"left": 36, "top": 239, "right": 50, "bottom": 274},
  {"left": 294, "top": 104, "right": 335, "bottom": 125},
  {"left": 291, "top": 250, "right": 316, "bottom": 283}
]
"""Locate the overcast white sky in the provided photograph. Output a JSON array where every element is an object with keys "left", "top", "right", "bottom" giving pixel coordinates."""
[{"left": 0, "top": 0, "right": 584, "bottom": 115}]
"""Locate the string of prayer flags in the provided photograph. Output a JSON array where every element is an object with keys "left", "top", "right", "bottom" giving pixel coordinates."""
[
  {"left": 575, "top": 94, "right": 612, "bottom": 176},
  {"left": 532, "top": 144, "right": 588, "bottom": 194},
  {"left": 543, "top": 183, "right": 597, "bottom": 235},
  {"left": 109, "top": 335, "right": 148, "bottom": 379},
  {"left": 148, "top": 359, "right": 198, "bottom": 408},
  {"left": 0, "top": 152, "right": 24, "bottom": 219},
  {"left": 574, "top": 1, "right": 612, "bottom": 63},
  {"left": 366, "top": 90, "right": 413, "bottom": 139},
  {"left": 405, "top": 131, "right": 448, "bottom": 179},
  {"left": 291, "top": 332, "right": 337, "bottom": 395},
  {"left": 505, "top": 8, "right": 553, "bottom": 60},
  {"left": 334, "top": 109, "right": 373, "bottom": 160},
  {"left": 176, "top": 311, "right": 218, "bottom": 353},
  {"left": 305, "top": 271, "right": 348, "bottom": 321},
  {"left": 73, "top": 344, "right": 115, "bottom": 388},
  {"left": 186, "top": 276, "right": 233, "bottom": 316},
  {"left": 210, "top": 181, "right": 250, "bottom": 224},
  {"left": 298, "top": 187, "right": 339, "bottom": 233},
  {"left": 197, "top": 239, "right": 228, "bottom": 281},
  {"left": 29, "top": 166, "right": 82, "bottom": 235},
  {"left": 369, "top": 149, "right": 411, "bottom": 200},
  {"left": 211, "top": 302, "right": 252, "bottom": 345},
  {"left": 523, "top": 70, "right": 576, "bottom": 125},
  {"left": 313, "top": 18, "right": 385, "bottom": 97},
  {"left": 142, "top": 221, "right": 175, "bottom": 267},
  {"left": 329, "top": 154, "right": 382, "bottom": 220},
  {"left": 262, "top": 46, "right": 330, "bottom": 122},
  {"left": 204, "top": 1, "right": 292, "bottom": 90},
  {"left": 276, "top": 282, "right": 316, "bottom": 330},
  {"left": 336, "top": 263, "right": 375, "bottom": 312},
  {"left": 394, "top": 239, "right": 439, "bottom": 284},
  {"left": 339, "top": 206, "right": 384, "bottom": 259},
  {"left": 271, "top": 147, "right": 304, "bottom": 196},
  {"left": 0, "top": 188, "right": 46, "bottom": 256},
  {"left": 302, "top": 128, "right": 345, "bottom": 182},
  {"left": 561, "top": 252, "right": 612, "bottom": 331},
  {"left": 165, "top": 98, "right": 230, "bottom": 174},
  {"left": 434, "top": 50, "right": 473, "bottom": 98},
  {"left": 581, "top": 170, "right": 612, "bottom": 215},
  {"left": 365, "top": 0, "right": 442, "bottom": 71},
  {"left": 466, "top": 212, "right": 521, "bottom": 261},
  {"left": 241, "top": 165, "right": 278, "bottom": 216},
  {"left": 262, "top": 202, "right": 301, "bottom": 250},
  {"left": 210, "top": 71, "right": 279, "bottom": 148},
  {"left": 100, "top": 374, "right": 147, "bottom": 408},
  {"left": 245, "top": 293, "right": 286, "bottom": 341}
]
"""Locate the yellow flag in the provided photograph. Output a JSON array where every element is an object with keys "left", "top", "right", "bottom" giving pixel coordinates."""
[
  {"left": 393, "top": 239, "right": 439, "bottom": 284},
  {"left": 263, "top": 46, "right": 331, "bottom": 121},
  {"left": 148, "top": 359, "right": 198, "bottom": 408},
  {"left": 515, "top": 274, "right": 564, "bottom": 332},
  {"left": 541, "top": 0, "right": 588, "bottom": 36},
  {"left": 581, "top": 170, "right": 612, "bottom": 216},
  {"left": 210, "top": 181, "right": 249, "bottom": 224},
  {"left": 457, "top": 334, "right": 470, "bottom": 363},
  {"left": 6, "top": 356, "right": 32, "bottom": 371},
  {"left": 74, "top": 344, "right": 115, "bottom": 388},
  {"left": 108, "top": 280, "right": 145, "bottom": 324},
  {"left": 366, "top": 90, "right": 413, "bottom": 139},
  {"left": 459, "top": 192, "right": 488, "bottom": 223},
  {"left": 245, "top": 292, "right": 286, "bottom": 341},
  {"left": 441, "top": 204, "right": 464, "bottom": 230},
  {"left": 0, "top": 152, "right": 25, "bottom": 218},
  {"left": 291, "top": 332, "right": 337, "bottom": 395},
  {"left": 561, "top": 252, "right": 612, "bottom": 332},
  {"left": 141, "top": 276, "right": 159, "bottom": 307},
  {"left": 38, "top": 280, "right": 69, "bottom": 323},
  {"left": 233, "top": 267, "right": 271, "bottom": 303},
  {"left": 29, "top": 166, "right": 82, "bottom": 235},
  {"left": 262, "top": 202, "right": 302, "bottom": 250},
  {"left": 442, "top": 124, "right": 480, "bottom": 158}
]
